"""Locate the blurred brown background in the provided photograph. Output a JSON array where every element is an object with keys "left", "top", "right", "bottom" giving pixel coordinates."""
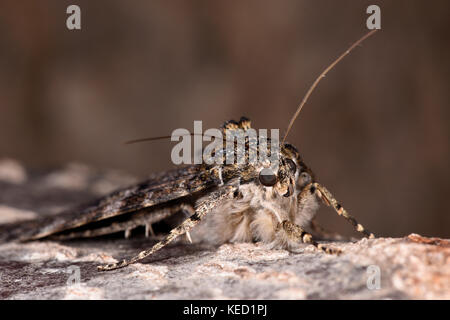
[{"left": 0, "top": 1, "right": 448, "bottom": 238}]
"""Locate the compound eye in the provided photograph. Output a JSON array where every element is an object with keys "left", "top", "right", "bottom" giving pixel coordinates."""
[
  {"left": 259, "top": 168, "right": 277, "bottom": 186},
  {"left": 286, "top": 159, "right": 297, "bottom": 173},
  {"left": 300, "top": 171, "right": 311, "bottom": 184}
]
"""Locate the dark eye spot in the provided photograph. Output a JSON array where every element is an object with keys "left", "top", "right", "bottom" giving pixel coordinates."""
[
  {"left": 300, "top": 171, "right": 311, "bottom": 184},
  {"left": 286, "top": 159, "right": 296, "bottom": 173},
  {"left": 259, "top": 168, "right": 277, "bottom": 186}
]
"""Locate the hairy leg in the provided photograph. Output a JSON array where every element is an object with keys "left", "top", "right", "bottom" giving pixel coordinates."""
[
  {"left": 48, "top": 207, "right": 180, "bottom": 240},
  {"left": 97, "top": 185, "right": 236, "bottom": 271},
  {"left": 279, "top": 220, "right": 341, "bottom": 254},
  {"left": 312, "top": 183, "right": 375, "bottom": 239}
]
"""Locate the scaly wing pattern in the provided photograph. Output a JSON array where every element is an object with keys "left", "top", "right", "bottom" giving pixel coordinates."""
[{"left": 15, "top": 164, "right": 222, "bottom": 241}]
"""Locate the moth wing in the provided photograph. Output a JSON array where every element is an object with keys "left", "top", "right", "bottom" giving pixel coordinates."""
[{"left": 16, "top": 165, "right": 221, "bottom": 241}]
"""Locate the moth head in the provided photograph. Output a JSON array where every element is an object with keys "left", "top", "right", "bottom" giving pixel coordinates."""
[
  {"left": 257, "top": 143, "right": 315, "bottom": 197},
  {"left": 218, "top": 117, "right": 315, "bottom": 197}
]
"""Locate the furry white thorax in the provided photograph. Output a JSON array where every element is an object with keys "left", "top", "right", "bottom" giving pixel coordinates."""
[{"left": 195, "top": 181, "right": 320, "bottom": 250}]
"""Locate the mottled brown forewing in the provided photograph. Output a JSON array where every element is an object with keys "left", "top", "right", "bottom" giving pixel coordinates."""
[{"left": 14, "top": 164, "right": 222, "bottom": 241}]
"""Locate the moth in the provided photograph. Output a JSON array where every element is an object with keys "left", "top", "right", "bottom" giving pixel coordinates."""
[{"left": 12, "top": 30, "right": 377, "bottom": 271}]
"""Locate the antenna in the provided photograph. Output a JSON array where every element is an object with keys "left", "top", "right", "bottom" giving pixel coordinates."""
[{"left": 282, "top": 29, "right": 378, "bottom": 144}]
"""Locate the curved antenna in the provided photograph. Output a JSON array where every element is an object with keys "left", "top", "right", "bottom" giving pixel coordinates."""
[{"left": 282, "top": 29, "right": 378, "bottom": 144}]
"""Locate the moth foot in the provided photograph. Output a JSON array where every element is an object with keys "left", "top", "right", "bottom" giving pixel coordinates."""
[
  {"left": 316, "top": 243, "right": 342, "bottom": 255},
  {"left": 97, "top": 259, "right": 129, "bottom": 271}
]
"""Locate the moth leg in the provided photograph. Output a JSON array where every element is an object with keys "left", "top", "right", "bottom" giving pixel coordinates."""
[
  {"left": 97, "top": 185, "right": 236, "bottom": 271},
  {"left": 145, "top": 223, "right": 155, "bottom": 238},
  {"left": 48, "top": 207, "right": 177, "bottom": 241},
  {"left": 185, "top": 231, "right": 193, "bottom": 244},
  {"left": 179, "top": 204, "right": 195, "bottom": 243},
  {"left": 312, "top": 183, "right": 375, "bottom": 239},
  {"left": 280, "top": 220, "right": 341, "bottom": 254}
]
